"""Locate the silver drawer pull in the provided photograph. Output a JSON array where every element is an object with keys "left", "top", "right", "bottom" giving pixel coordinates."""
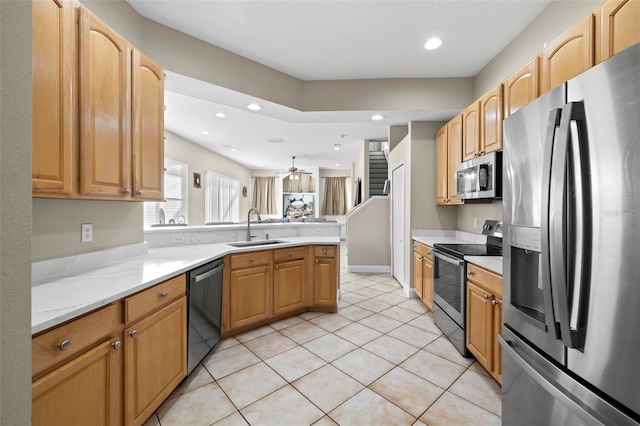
[
  {"left": 491, "top": 299, "right": 497, "bottom": 306},
  {"left": 266, "top": 266, "right": 271, "bottom": 271},
  {"left": 136, "top": 190, "right": 144, "bottom": 196},
  {"left": 289, "top": 252, "right": 294, "bottom": 257},
  {"left": 315, "top": 259, "right": 319, "bottom": 264},
  {"left": 123, "top": 188, "right": 131, "bottom": 195},
  {"left": 484, "top": 293, "right": 490, "bottom": 300},
  {"left": 250, "top": 257, "right": 255, "bottom": 262},
  {"left": 468, "top": 271, "right": 474, "bottom": 276},
  {"left": 112, "top": 341, "right": 121, "bottom": 350},
  {"left": 322, "top": 249, "right": 327, "bottom": 255},
  {"left": 161, "top": 291, "right": 168, "bottom": 299},
  {"left": 58, "top": 339, "right": 71, "bottom": 351},
  {"left": 129, "top": 330, "right": 138, "bottom": 338},
  {"left": 275, "top": 265, "right": 280, "bottom": 270}
]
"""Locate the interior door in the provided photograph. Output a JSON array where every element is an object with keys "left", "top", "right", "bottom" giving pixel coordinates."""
[{"left": 392, "top": 164, "right": 405, "bottom": 285}]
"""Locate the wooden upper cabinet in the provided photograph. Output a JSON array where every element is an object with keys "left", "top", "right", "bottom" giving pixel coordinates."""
[
  {"left": 504, "top": 57, "right": 539, "bottom": 118},
  {"left": 132, "top": 50, "right": 164, "bottom": 201},
  {"left": 597, "top": 0, "right": 640, "bottom": 63},
  {"left": 32, "top": 0, "right": 75, "bottom": 195},
  {"left": 479, "top": 85, "right": 503, "bottom": 155},
  {"left": 447, "top": 114, "right": 464, "bottom": 205},
  {"left": 79, "top": 7, "right": 132, "bottom": 198},
  {"left": 436, "top": 125, "right": 449, "bottom": 204},
  {"left": 462, "top": 102, "right": 480, "bottom": 161},
  {"left": 540, "top": 14, "right": 594, "bottom": 94}
]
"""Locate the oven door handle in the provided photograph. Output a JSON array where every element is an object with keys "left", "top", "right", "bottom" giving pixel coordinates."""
[
  {"left": 193, "top": 263, "right": 225, "bottom": 283},
  {"left": 433, "top": 250, "right": 464, "bottom": 267}
]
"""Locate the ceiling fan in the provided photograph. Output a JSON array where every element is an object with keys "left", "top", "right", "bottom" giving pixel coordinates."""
[{"left": 278, "top": 156, "right": 312, "bottom": 180}]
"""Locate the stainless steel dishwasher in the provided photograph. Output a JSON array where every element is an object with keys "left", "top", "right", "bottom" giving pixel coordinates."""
[{"left": 187, "top": 258, "right": 224, "bottom": 374}]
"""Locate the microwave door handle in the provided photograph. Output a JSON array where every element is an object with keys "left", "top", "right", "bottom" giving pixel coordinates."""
[
  {"left": 558, "top": 102, "right": 590, "bottom": 349},
  {"left": 541, "top": 108, "right": 562, "bottom": 339}
]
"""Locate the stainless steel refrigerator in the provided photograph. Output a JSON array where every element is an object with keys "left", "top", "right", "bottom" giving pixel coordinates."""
[{"left": 501, "top": 42, "right": 640, "bottom": 425}]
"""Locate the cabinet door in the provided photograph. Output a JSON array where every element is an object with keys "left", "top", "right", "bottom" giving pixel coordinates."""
[
  {"left": 32, "top": 0, "right": 75, "bottom": 195},
  {"left": 413, "top": 251, "right": 424, "bottom": 299},
  {"left": 447, "top": 114, "right": 464, "bottom": 205},
  {"left": 229, "top": 265, "right": 273, "bottom": 329},
  {"left": 599, "top": 0, "right": 640, "bottom": 62},
  {"left": 466, "top": 282, "right": 493, "bottom": 370},
  {"left": 462, "top": 102, "right": 480, "bottom": 161},
  {"left": 131, "top": 49, "right": 164, "bottom": 201},
  {"left": 32, "top": 338, "right": 123, "bottom": 426},
  {"left": 504, "top": 57, "right": 539, "bottom": 118},
  {"left": 313, "top": 257, "right": 337, "bottom": 307},
  {"left": 79, "top": 8, "right": 132, "bottom": 198},
  {"left": 492, "top": 298, "right": 503, "bottom": 384},
  {"left": 479, "top": 85, "right": 503, "bottom": 155},
  {"left": 422, "top": 258, "right": 434, "bottom": 311},
  {"left": 273, "top": 259, "right": 306, "bottom": 316},
  {"left": 125, "top": 297, "right": 187, "bottom": 426},
  {"left": 540, "top": 14, "right": 594, "bottom": 94},
  {"left": 436, "top": 125, "right": 449, "bottom": 204}
]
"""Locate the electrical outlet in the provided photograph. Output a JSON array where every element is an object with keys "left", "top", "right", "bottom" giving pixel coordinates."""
[
  {"left": 473, "top": 218, "right": 478, "bottom": 229},
  {"left": 81, "top": 223, "right": 93, "bottom": 243},
  {"left": 172, "top": 235, "right": 185, "bottom": 243}
]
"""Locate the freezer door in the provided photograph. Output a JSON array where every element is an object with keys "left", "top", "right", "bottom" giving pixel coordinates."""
[
  {"left": 500, "top": 327, "right": 639, "bottom": 426},
  {"left": 564, "top": 42, "right": 640, "bottom": 417}
]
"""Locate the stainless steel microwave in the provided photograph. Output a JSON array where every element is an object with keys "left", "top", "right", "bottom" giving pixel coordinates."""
[{"left": 456, "top": 151, "right": 502, "bottom": 200}]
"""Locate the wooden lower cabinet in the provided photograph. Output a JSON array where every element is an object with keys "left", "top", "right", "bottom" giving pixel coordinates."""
[
  {"left": 312, "top": 246, "right": 338, "bottom": 308},
  {"left": 32, "top": 337, "right": 123, "bottom": 426},
  {"left": 124, "top": 297, "right": 187, "bottom": 426},
  {"left": 273, "top": 259, "right": 306, "bottom": 316},
  {"left": 229, "top": 264, "right": 273, "bottom": 329},
  {"left": 413, "top": 242, "right": 433, "bottom": 310},
  {"left": 466, "top": 263, "right": 503, "bottom": 384}
]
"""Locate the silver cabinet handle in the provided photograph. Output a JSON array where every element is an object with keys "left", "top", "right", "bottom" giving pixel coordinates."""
[
  {"left": 136, "top": 190, "right": 144, "bottom": 196},
  {"left": 275, "top": 265, "right": 280, "bottom": 270},
  {"left": 160, "top": 291, "right": 168, "bottom": 299},
  {"left": 322, "top": 249, "right": 328, "bottom": 255},
  {"left": 418, "top": 256, "right": 424, "bottom": 261},
  {"left": 491, "top": 299, "right": 498, "bottom": 306},
  {"left": 249, "top": 257, "right": 255, "bottom": 262},
  {"left": 112, "top": 341, "right": 121, "bottom": 350},
  {"left": 468, "top": 271, "right": 474, "bottom": 276},
  {"left": 289, "top": 252, "right": 294, "bottom": 257},
  {"left": 483, "top": 293, "right": 490, "bottom": 300},
  {"left": 315, "top": 259, "right": 319, "bottom": 264},
  {"left": 58, "top": 339, "right": 71, "bottom": 351},
  {"left": 123, "top": 188, "right": 131, "bottom": 195},
  {"left": 129, "top": 330, "right": 138, "bottom": 338},
  {"left": 266, "top": 266, "right": 271, "bottom": 271}
]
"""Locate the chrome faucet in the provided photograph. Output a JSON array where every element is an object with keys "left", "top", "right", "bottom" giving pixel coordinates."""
[{"left": 246, "top": 207, "right": 262, "bottom": 241}]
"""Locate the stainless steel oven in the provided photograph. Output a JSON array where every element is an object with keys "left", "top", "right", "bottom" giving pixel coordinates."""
[
  {"left": 187, "top": 258, "right": 224, "bottom": 374},
  {"left": 432, "top": 250, "right": 468, "bottom": 356}
]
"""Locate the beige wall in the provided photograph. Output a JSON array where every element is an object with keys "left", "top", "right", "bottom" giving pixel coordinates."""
[
  {"left": 457, "top": 201, "right": 504, "bottom": 234},
  {"left": 32, "top": 199, "right": 143, "bottom": 261},
  {"left": 474, "top": 0, "right": 601, "bottom": 98},
  {"left": 345, "top": 197, "right": 391, "bottom": 268},
  {"left": 165, "top": 131, "right": 252, "bottom": 225},
  {"left": 0, "top": 0, "right": 32, "bottom": 423}
]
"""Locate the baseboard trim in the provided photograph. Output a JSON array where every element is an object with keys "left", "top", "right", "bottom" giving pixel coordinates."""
[{"left": 346, "top": 265, "right": 391, "bottom": 274}]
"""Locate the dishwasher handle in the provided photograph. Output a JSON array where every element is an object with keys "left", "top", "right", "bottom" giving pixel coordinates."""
[{"left": 193, "top": 263, "right": 225, "bottom": 283}]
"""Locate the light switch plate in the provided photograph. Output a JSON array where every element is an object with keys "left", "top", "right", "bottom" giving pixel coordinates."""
[
  {"left": 81, "top": 223, "right": 93, "bottom": 243},
  {"left": 473, "top": 218, "right": 478, "bottom": 229}
]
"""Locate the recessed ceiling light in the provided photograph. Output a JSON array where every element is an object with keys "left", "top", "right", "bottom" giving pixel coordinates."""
[
  {"left": 335, "top": 163, "right": 340, "bottom": 167},
  {"left": 200, "top": 130, "right": 209, "bottom": 135},
  {"left": 371, "top": 114, "right": 385, "bottom": 121},
  {"left": 215, "top": 112, "right": 226, "bottom": 118},
  {"left": 333, "top": 144, "right": 341, "bottom": 151},
  {"left": 230, "top": 148, "right": 237, "bottom": 152},
  {"left": 424, "top": 37, "right": 443, "bottom": 50},
  {"left": 247, "top": 103, "right": 262, "bottom": 111}
]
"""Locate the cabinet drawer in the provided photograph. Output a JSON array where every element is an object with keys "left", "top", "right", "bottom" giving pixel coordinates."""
[
  {"left": 414, "top": 242, "right": 433, "bottom": 261},
  {"left": 230, "top": 250, "right": 272, "bottom": 269},
  {"left": 32, "top": 302, "right": 122, "bottom": 378},
  {"left": 125, "top": 274, "right": 186, "bottom": 324},
  {"left": 274, "top": 246, "right": 306, "bottom": 263},
  {"left": 314, "top": 245, "right": 336, "bottom": 258},
  {"left": 467, "top": 263, "right": 502, "bottom": 297}
]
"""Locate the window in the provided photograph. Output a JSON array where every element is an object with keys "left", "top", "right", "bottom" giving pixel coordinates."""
[
  {"left": 205, "top": 171, "right": 240, "bottom": 223},
  {"left": 143, "top": 159, "right": 188, "bottom": 227}
]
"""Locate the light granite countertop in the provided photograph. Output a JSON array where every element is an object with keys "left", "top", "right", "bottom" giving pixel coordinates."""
[{"left": 32, "top": 236, "right": 339, "bottom": 335}]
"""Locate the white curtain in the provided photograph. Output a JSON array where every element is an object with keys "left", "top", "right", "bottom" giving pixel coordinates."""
[
  {"left": 322, "top": 177, "right": 348, "bottom": 215},
  {"left": 204, "top": 171, "right": 240, "bottom": 223},
  {"left": 252, "top": 177, "right": 277, "bottom": 214}
]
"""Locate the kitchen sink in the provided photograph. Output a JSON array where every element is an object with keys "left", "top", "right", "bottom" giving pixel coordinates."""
[{"left": 227, "top": 240, "right": 287, "bottom": 247}]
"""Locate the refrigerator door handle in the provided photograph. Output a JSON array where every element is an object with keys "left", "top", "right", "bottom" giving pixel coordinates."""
[
  {"left": 554, "top": 102, "right": 590, "bottom": 349},
  {"left": 541, "top": 108, "right": 562, "bottom": 339}
]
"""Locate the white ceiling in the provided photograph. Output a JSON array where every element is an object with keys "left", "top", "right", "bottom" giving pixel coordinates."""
[{"left": 127, "top": 0, "right": 553, "bottom": 171}]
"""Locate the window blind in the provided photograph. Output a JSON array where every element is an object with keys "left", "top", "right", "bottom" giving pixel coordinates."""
[{"left": 143, "top": 159, "right": 188, "bottom": 227}]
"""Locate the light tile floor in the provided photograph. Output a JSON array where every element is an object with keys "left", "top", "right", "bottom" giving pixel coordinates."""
[{"left": 146, "top": 244, "right": 501, "bottom": 426}]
